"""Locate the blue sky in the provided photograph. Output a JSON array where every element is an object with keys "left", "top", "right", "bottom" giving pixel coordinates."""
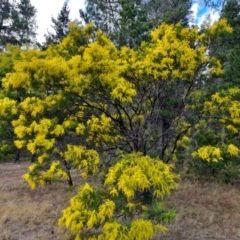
[
  {"left": 190, "top": 0, "right": 220, "bottom": 27},
  {"left": 32, "top": 0, "right": 220, "bottom": 43}
]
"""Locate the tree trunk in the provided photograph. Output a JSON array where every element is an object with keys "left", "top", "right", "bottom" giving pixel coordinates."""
[
  {"left": 14, "top": 149, "right": 20, "bottom": 163},
  {"left": 62, "top": 159, "right": 73, "bottom": 186}
]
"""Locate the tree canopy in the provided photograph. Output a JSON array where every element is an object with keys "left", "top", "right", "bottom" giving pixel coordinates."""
[{"left": 0, "top": 18, "right": 234, "bottom": 238}]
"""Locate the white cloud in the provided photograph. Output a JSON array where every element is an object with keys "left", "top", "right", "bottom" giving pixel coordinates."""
[
  {"left": 209, "top": 9, "right": 220, "bottom": 23},
  {"left": 198, "top": 8, "right": 220, "bottom": 28},
  {"left": 31, "top": 0, "right": 85, "bottom": 43},
  {"left": 68, "top": 0, "right": 85, "bottom": 21},
  {"left": 190, "top": 2, "right": 199, "bottom": 23}
]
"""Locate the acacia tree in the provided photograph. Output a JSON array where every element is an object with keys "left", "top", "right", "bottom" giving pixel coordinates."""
[
  {"left": 216, "top": 0, "right": 240, "bottom": 88},
  {"left": 0, "top": 20, "right": 232, "bottom": 238}
]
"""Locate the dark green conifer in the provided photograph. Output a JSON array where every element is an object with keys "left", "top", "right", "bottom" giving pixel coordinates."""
[
  {"left": 43, "top": 1, "right": 71, "bottom": 47},
  {"left": 11, "top": 0, "right": 37, "bottom": 46},
  {"left": 0, "top": 0, "right": 37, "bottom": 50}
]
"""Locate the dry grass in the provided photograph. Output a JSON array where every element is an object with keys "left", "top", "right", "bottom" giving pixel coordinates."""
[
  {"left": 1, "top": 162, "right": 240, "bottom": 240},
  {"left": 0, "top": 162, "right": 76, "bottom": 240},
  {"left": 157, "top": 179, "right": 240, "bottom": 240}
]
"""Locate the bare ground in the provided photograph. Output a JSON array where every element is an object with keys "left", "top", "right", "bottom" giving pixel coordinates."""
[{"left": 1, "top": 162, "right": 240, "bottom": 240}]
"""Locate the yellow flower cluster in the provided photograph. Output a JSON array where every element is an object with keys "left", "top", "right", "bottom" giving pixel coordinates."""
[
  {"left": 105, "top": 153, "right": 178, "bottom": 200},
  {"left": 0, "top": 98, "right": 17, "bottom": 116},
  {"left": 227, "top": 144, "right": 239, "bottom": 156},
  {"left": 129, "top": 23, "right": 205, "bottom": 81},
  {"left": 23, "top": 161, "right": 69, "bottom": 189},
  {"left": 86, "top": 114, "right": 122, "bottom": 146},
  {"left": 59, "top": 183, "right": 116, "bottom": 233},
  {"left": 19, "top": 97, "right": 45, "bottom": 117},
  {"left": 192, "top": 146, "right": 223, "bottom": 162},
  {"left": 64, "top": 145, "right": 101, "bottom": 177},
  {"left": 209, "top": 18, "right": 233, "bottom": 36}
]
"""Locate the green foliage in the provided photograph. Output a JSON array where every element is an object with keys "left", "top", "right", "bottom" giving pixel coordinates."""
[
  {"left": 208, "top": 0, "right": 240, "bottom": 89},
  {"left": 187, "top": 88, "right": 240, "bottom": 183},
  {"left": 0, "top": 141, "right": 13, "bottom": 161},
  {"left": 220, "top": 0, "right": 240, "bottom": 87}
]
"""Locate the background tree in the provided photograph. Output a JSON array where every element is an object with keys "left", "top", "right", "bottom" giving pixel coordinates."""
[
  {"left": 203, "top": 0, "right": 226, "bottom": 9},
  {"left": 0, "top": 0, "right": 13, "bottom": 50},
  {"left": 217, "top": 0, "right": 240, "bottom": 87},
  {"left": 186, "top": 87, "right": 240, "bottom": 183},
  {"left": 0, "top": 0, "right": 37, "bottom": 50},
  {"left": 79, "top": 0, "right": 192, "bottom": 48},
  {"left": 145, "top": 0, "right": 192, "bottom": 25},
  {"left": 11, "top": 0, "right": 37, "bottom": 47},
  {"left": 184, "top": 1, "right": 240, "bottom": 182},
  {"left": 42, "top": 1, "right": 71, "bottom": 48}
]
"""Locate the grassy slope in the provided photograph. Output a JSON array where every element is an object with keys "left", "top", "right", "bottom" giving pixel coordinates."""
[{"left": 1, "top": 162, "right": 240, "bottom": 240}]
